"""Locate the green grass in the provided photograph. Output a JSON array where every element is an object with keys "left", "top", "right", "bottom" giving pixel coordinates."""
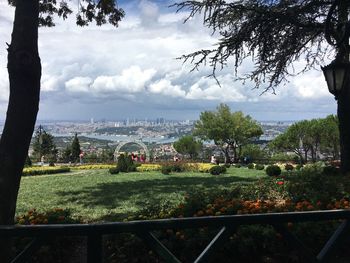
[{"left": 17, "top": 168, "right": 265, "bottom": 222}]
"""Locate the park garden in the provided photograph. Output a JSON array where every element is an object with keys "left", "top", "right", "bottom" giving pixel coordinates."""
[{"left": 13, "top": 155, "right": 350, "bottom": 262}]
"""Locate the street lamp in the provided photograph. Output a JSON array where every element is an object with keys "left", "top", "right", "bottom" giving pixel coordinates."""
[{"left": 321, "top": 60, "right": 350, "bottom": 99}]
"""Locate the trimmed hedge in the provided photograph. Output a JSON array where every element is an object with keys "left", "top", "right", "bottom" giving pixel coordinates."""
[
  {"left": 22, "top": 167, "right": 71, "bottom": 176},
  {"left": 265, "top": 165, "right": 281, "bottom": 176},
  {"left": 209, "top": 165, "right": 226, "bottom": 175}
]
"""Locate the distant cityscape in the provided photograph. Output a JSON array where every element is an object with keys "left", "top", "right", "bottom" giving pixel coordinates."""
[{"left": 0, "top": 118, "right": 293, "bottom": 143}]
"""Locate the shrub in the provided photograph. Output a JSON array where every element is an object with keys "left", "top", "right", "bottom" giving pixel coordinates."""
[
  {"left": 136, "top": 164, "right": 161, "bottom": 172},
  {"left": 265, "top": 165, "right": 281, "bottom": 176},
  {"left": 295, "top": 164, "right": 303, "bottom": 170},
  {"left": 117, "top": 154, "right": 128, "bottom": 172},
  {"left": 255, "top": 164, "right": 264, "bottom": 170},
  {"left": 284, "top": 164, "right": 294, "bottom": 171},
  {"left": 247, "top": 163, "right": 255, "bottom": 169},
  {"left": 72, "top": 164, "right": 115, "bottom": 170},
  {"left": 323, "top": 166, "right": 341, "bottom": 176},
  {"left": 127, "top": 164, "right": 137, "bottom": 172},
  {"left": 22, "top": 167, "right": 70, "bottom": 176},
  {"left": 171, "top": 163, "right": 185, "bottom": 172},
  {"left": 234, "top": 164, "right": 241, "bottom": 168},
  {"left": 301, "top": 162, "right": 325, "bottom": 176},
  {"left": 25, "top": 156, "right": 32, "bottom": 167},
  {"left": 161, "top": 166, "right": 172, "bottom": 175},
  {"left": 109, "top": 168, "right": 119, "bottom": 174},
  {"left": 209, "top": 165, "right": 226, "bottom": 175}
]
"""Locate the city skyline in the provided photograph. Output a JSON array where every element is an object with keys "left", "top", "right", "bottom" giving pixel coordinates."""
[{"left": 0, "top": 0, "right": 337, "bottom": 121}]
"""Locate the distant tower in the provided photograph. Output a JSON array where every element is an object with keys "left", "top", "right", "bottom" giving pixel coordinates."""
[{"left": 90, "top": 118, "right": 94, "bottom": 124}]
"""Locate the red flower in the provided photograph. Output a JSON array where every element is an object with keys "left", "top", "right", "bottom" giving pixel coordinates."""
[{"left": 277, "top": 181, "right": 284, "bottom": 185}]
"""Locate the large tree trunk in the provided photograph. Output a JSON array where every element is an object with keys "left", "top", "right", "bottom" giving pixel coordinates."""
[
  {"left": 338, "top": 88, "right": 350, "bottom": 174},
  {"left": 0, "top": 0, "right": 40, "bottom": 261}
]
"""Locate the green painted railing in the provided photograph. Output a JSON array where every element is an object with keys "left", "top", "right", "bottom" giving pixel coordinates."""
[{"left": 1, "top": 210, "right": 350, "bottom": 263}]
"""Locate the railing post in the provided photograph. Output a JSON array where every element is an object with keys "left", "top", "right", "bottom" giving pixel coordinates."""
[{"left": 87, "top": 232, "right": 102, "bottom": 263}]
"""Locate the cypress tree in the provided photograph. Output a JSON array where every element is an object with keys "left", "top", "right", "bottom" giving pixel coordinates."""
[{"left": 71, "top": 133, "right": 81, "bottom": 163}]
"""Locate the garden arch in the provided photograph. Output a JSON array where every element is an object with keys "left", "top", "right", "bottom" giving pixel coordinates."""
[{"left": 114, "top": 140, "right": 150, "bottom": 162}]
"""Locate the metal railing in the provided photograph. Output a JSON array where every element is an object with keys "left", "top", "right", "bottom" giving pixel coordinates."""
[{"left": 1, "top": 210, "right": 350, "bottom": 263}]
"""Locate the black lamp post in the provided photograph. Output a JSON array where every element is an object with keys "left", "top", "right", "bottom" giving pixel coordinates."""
[
  {"left": 321, "top": 60, "right": 350, "bottom": 99},
  {"left": 322, "top": 0, "right": 350, "bottom": 173}
]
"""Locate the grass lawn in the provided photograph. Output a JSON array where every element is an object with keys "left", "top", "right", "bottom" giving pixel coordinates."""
[{"left": 16, "top": 167, "right": 265, "bottom": 222}]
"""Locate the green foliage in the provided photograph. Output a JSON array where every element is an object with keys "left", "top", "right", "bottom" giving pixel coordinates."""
[
  {"left": 109, "top": 168, "right": 120, "bottom": 175},
  {"left": 241, "top": 144, "right": 268, "bottom": 163},
  {"left": 116, "top": 154, "right": 128, "bottom": 172},
  {"left": 60, "top": 146, "right": 72, "bottom": 163},
  {"left": 32, "top": 126, "right": 58, "bottom": 162},
  {"left": 301, "top": 162, "right": 325, "bottom": 176},
  {"left": 255, "top": 164, "right": 264, "bottom": 170},
  {"left": 173, "top": 135, "right": 202, "bottom": 159},
  {"left": 70, "top": 133, "right": 81, "bottom": 163},
  {"left": 209, "top": 165, "right": 226, "bottom": 175},
  {"left": 270, "top": 116, "right": 340, "bottom": 163},
  {"left": 247, "top": 163, "right": 255, "bottom": 169},
  {"left": 161, "top": 166, "right": 172, "bottom": 175},
  {"left": 265, "top": 165, "right": 281, "bottom": 176},
  {"left": 295, "top": 164, "right": 303, "bottom": 170},
  {"left": 323, "top": 166, "right": 341, "bottom": 176},
  {"left": 269, "top": 153, "right": 297, "bottom": 163},
  {"left": 24, "top": 156, "right": 32, "bottom": 167},
  {"left": 22, "top": 167, "right": 70, "bottom": 176},
  {"left": 194, "top": 104, "right": 263, "bottom": 161},
  {"left": 284, "top": 164, "right": 294, "bottom": 171}
]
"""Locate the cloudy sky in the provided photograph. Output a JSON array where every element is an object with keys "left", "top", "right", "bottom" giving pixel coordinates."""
[{"left": 0, "top": 0, "right": 337, "bottom": 121}]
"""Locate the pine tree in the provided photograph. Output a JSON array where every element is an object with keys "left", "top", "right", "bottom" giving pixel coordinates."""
[
  {"left": 32, "top": 126, "right": 57, "bottom": 163},
  {"left": 71, "top": 133, "right": 81, "bottom": 163}
]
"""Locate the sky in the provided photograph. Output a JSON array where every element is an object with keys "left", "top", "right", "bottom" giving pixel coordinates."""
[{"left": 0, "top": 0, "right": 337, "bottom": 121}]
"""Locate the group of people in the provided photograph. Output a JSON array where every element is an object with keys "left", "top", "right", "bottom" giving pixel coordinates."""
[{"left": 131, "top": 153, "right": 146, "bottom": 162}]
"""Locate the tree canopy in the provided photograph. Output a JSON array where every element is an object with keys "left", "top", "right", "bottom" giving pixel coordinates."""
[
  {"left": 8, "top": 0, "right": 124, "bottom": 28},
  {"left": 173, "top": 135, "right": 202, "bottom": 159},
  {"left": 32, "top": 126, "right": 57, "bottom": 163},
  {"left": 270, "top": 115, "right": 339, "bottom": 163},
  {"left": 174, "top": 0, "right": 343, "bottom": 92},
  {"left": 194, "top": 104, "right": 263, "bottom": 162}
]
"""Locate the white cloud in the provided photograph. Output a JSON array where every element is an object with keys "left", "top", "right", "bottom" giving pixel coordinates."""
[
  {"left": 149, "top": 79, "right": 186, "bottom": 97},
  {"left": 186, "top": 76, "right": 247, "bottom": 102},
  {"left": 92, "top": 66, "right": 156, "bottom": 93},
  {"left": 293, "top": 73, "right": 329, "bottom": 99},
  {"left": 0, "top": 1, "right": 337, "bottom": 120},
  {"left": 65, "top": 77, "right": 93, "bottom": 93}
]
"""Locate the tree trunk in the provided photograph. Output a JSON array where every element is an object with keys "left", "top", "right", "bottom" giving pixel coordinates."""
[
  {"left": 0, "top": 0, "right": 40, "bottom": 261},
  {"left": 338, "top": 88, "right": 350, "bottom": 174}
]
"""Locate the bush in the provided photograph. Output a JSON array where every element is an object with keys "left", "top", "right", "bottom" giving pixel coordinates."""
[
  {"left": 265, "top": 165, "right": 281, "bottom": 176},
  {"left": 109, "top": 168, "right": 119, "bottom": 174},
  {"left": 209, "top": 165, "right": 226, "bottom": 175},
  {"left": 247, "top": 163, "right": 255, "bottom": 169},
  {"left": 117, "top": 154, "right": 128, "bottom": 172},
  {"left": 301, "top": 162, "right": 325, "bottom": 176},
  {"left": 234, "top": 164, "right": 241, "bottom": 168},
  {"left": 25, "top": 156, "right": 32, "bottom": 167},
  {"left": 295, "top": 164, "right": 303, "bottom": 170},
  {"left": 22, "top": 167, "right": 70, "bottom": 176},
  {"left": 127, "top": 164, "right": 137, "bottom": 172},
  {"left": 323, "top": 166, "right": 341, "bottom": 176},
  {"left": 161, "top": 166, "right": 172, "bottom": 175},
  {"left": 255, "top": 164, "right": 264, "bottom": 170},
  {"left": 284, "top": 164, "right": 294, "bottom": 171}
]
